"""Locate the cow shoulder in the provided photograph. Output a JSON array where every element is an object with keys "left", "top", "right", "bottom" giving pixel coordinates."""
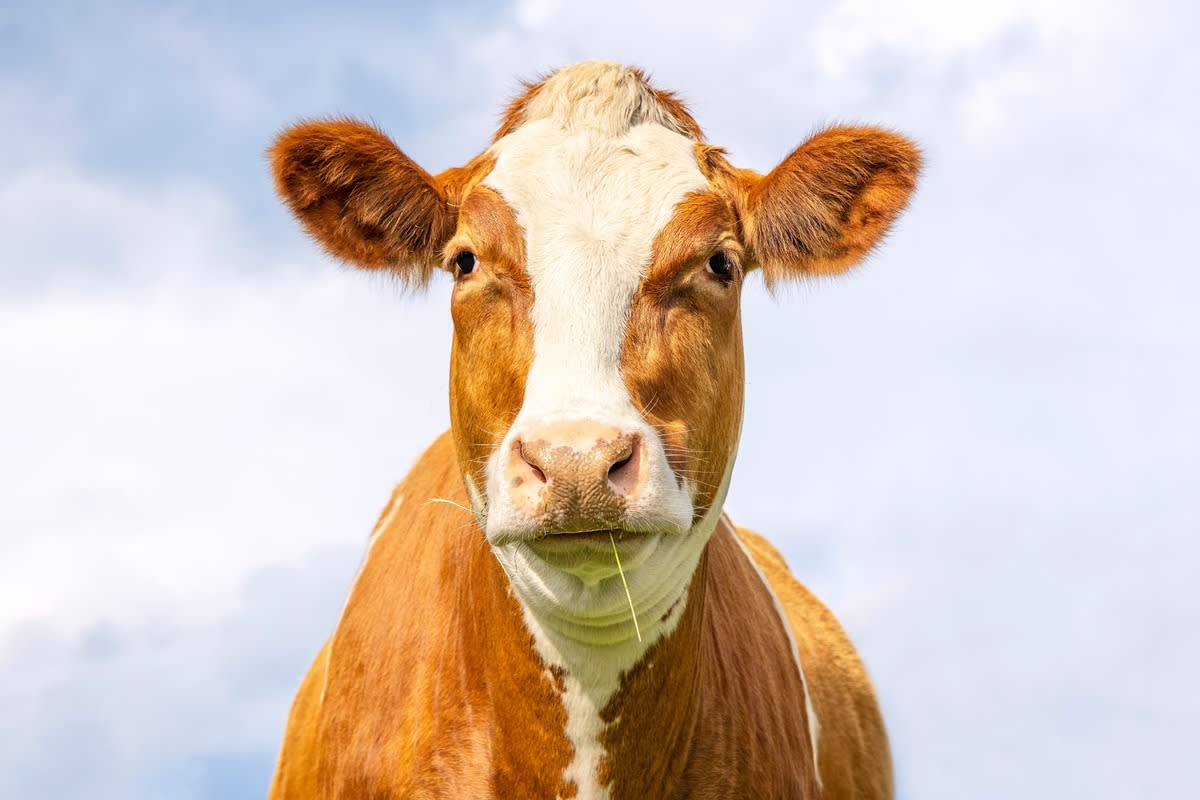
[
  {"left": 733, "top": 525, "right": 895, "bottom": 800},
  {"left": 270, "top": 433, "right": 573, "bottom": 799}
]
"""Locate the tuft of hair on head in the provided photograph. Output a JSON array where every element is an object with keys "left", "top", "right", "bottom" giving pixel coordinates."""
[
  {"left": 493, "top": 61, "right": 705, "bottom": 142},
  {"left": 268, "top": 118, "right": 456, "bottom": 288}
]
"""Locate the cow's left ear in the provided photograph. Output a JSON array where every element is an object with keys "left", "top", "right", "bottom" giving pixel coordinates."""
[{"left": 742, "top": 126, "right": 921, "bottom": 281}]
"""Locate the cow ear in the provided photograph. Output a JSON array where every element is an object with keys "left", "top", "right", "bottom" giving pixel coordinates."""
[
  {"left": 269, "top": 119, "right": 455, "bottom": 286},
  {"left": 743, "top": 126, "right": 921, "bottom": 282}
]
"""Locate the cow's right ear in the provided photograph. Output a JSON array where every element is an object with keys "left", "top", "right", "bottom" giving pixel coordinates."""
[{"left": 269, "top": 119, "right": 455, "bottom": 286}]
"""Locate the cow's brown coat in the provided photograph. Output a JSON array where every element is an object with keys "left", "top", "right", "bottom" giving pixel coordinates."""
[{"left": 267, "top": 62, "right": 919, "bottom": 799}]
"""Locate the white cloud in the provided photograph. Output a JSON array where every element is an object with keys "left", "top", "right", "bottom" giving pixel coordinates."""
[
  {"left": 0, "top": 545, "right": 359, "bottom": 800},
  {"left": 809, "top": 0, "right": 1127, "bottom": 75},
  {"left": 2, "top": 1, "right": 1198, "bottom": 798},
  {"left": 1, "top": 163, "right": 237, "bottom": 288},
  {"left": 0, "top": 164, "right": 454, "bottom": 639}
]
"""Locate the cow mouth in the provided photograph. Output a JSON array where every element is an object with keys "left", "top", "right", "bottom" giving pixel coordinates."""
[
  {"left": 535, "top": 529, "right": 629, "bottom": 546},
  {"left": 552, "top": 528, "right": 619, "bottom": 540},
  {"left": 524, "top": 528, "right": 652, "bottom": 585},
  {"left": 490, "top": 523, "right": 679, "bottom": 550},
  {"left": 520, "top": 528, "right": 656, "bottom": 557}
]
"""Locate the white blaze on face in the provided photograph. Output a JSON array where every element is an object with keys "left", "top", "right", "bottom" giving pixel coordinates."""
[
  {"left": 477, "top": 64, "right": 727, "bottom": 800},
  {"left": 478, "top": 64, "right": 718, "bottom": 628},
  {"left": 482, "top": 119, "right": 709, "bottom": 543},
  {"left": 488, "top": 119, "right": 704, "bottom": 416}
]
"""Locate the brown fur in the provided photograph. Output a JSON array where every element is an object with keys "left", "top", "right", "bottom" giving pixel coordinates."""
[
  {"left": 270, "top": 434, "right": 575, "bottom": 798},
  {"left": 599, "top": 516, "right": 822, "bottom": 798},
  {"left": 271, "top": 436, "right": 851, "bottom": 798},
  {"left": 737, "top": 527, "right": 895, "bottom": 799},
  {"left": 494, "top": 77, "right": 547, "bottom": 142},
  {"left": 268, "top": 62, "right": 920, "bottom": 799},
  {"left": 443, "top": 186, "right": 534, "bottom": 492},
  {"left": 269, "top": 119, "right": 459, "bottom": 284},
  {"left": 743, "top": 126, "right": 922, "bottom": 282},
  {"left": 623, "top": 190, "right": 745, "bottom": 523},
  {"left": 628, "top": 66, "right": 706, "bottom": 140}
]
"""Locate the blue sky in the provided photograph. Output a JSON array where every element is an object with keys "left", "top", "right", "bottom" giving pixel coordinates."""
[{"left": 1, "top": 1, "right": 1197, "bottom": 798}]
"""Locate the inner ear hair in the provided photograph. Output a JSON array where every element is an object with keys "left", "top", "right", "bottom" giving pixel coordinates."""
[
  {"left": 269, "top": 118, "right": 456, "bottom": 286},
  {"left": 745, "top": 125, "right": 921, "bottom": 282}
]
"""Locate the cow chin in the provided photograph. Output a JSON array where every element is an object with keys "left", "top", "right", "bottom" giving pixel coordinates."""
[
  {"left": 473, "top": 416, "right": 735, "bottom": 649},
  {"left": 484, "top": 478, "right": 730, "bottom": 649}
]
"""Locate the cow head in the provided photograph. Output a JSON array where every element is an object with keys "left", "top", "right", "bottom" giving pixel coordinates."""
[{"left": 270, "top": 62, "right": 919, "bottom": 649}]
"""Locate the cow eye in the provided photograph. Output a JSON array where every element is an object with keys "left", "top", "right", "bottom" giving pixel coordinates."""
[
  {"left": 453, "top": 251, "right": 478, "bottom": 277},
  {"left": 706, "top": 252, "right": 734, "bottom": 282}
]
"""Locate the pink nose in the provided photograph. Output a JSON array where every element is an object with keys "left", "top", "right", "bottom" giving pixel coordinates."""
[{"left": 505, "top": 420, "right": 645, "bottom": 529}]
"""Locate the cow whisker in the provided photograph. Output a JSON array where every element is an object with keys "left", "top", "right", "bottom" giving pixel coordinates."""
[{"left": 427, "top": 497, "right": 474, "bottom": 515}]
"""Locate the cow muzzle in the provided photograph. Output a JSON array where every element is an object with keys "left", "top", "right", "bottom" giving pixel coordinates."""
[{"left": 504, "top": 420, "right": 645, "bottom": 533}]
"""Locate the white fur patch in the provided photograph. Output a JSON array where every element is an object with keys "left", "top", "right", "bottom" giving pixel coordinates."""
[
  {"left": 516, "top": 60, "right": 693, "bottom": 139},
  {"left": 478, "top": 62, "right": 728, "bottom": 798},
  {"left": 491, "top": 464, "right": 733, "bottom": 800},
  {"left": 481, "top": 69, "right": 707, "bottom": 544}
]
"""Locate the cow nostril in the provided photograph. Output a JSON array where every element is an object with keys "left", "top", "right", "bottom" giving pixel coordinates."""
[
  {"left": 608, "top": 453, "right": 632, "bottom": 477},
  {"left": 515, "top": 441, "right": 547, "bottom": 484},
  {"left": 607, "top": 436, "right": 640, "bottom": 495}
]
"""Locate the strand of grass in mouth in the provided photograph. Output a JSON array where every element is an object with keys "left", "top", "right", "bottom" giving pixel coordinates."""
[{"left": 609, "top": 531, "right": 642, "bottom": 642}]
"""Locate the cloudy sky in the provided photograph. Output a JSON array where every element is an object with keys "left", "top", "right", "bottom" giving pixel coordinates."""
[{"left": 2, "top": 1, "right": 1196, "bottom": 798}]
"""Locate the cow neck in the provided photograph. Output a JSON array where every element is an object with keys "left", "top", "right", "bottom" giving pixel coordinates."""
[
  {"left": 484, "top": 531, "right": 704, "bottom": 799},
  {"left": 595, "top": 546, "right": 711, "bottom": 796},
  {"left": 326, "top": 434, "right": 814, "bottom": 798},
  {"left": 599, "top": 519, "right": 823, "bottom": 798}
]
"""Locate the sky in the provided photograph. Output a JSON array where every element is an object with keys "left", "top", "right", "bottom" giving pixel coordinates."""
[{"left": 1, "top": 0, "right": 1197, "bottom": 798}]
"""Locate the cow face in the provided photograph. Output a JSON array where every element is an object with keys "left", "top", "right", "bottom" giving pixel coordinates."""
[{"left": 270, "top": 63, "right": 919, "bottom": 642}]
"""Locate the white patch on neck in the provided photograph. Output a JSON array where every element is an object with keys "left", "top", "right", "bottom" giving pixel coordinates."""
[
  {"left": 490, "top": 462, "right": 735, "bottom": 799},
  {"left": 512, "top": 563, "right": 692, "bottom": 800}
]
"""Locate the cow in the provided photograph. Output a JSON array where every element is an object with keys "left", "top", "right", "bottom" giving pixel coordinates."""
[{"left": 267, "top": 61, "right": 920, "bottom": 799}]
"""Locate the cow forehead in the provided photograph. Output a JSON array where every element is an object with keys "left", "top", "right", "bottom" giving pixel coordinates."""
[
  {"left": 483, "top": 119, "right": 708, "bottom": 268},
  {"left": 481, "top": 120, "right": 708, "bottom": 414}
]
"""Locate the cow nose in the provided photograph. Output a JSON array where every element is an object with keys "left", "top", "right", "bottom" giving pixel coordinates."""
[
  {"left": 517, "top": 430, "right": 639, "bottom": 493},
  {"left": 505, "top": 421, "right": 645, "bottom": 527}
]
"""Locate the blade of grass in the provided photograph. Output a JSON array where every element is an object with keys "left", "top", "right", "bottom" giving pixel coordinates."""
[{"left": 609, "top": 531, "right": 642, "bottom": 642}]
